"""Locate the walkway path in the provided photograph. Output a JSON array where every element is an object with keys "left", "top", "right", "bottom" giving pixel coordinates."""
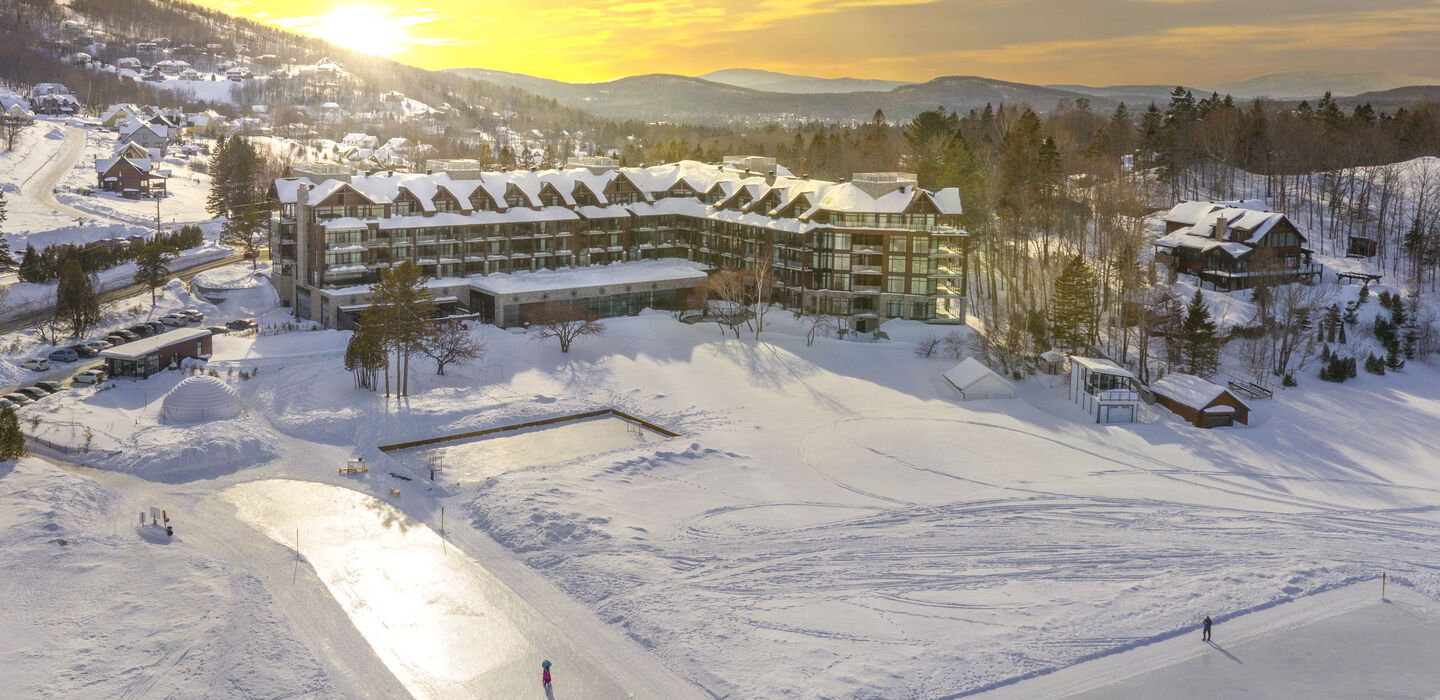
[{"left": 18, "top": 122, "right": 87, "bottom": 219}]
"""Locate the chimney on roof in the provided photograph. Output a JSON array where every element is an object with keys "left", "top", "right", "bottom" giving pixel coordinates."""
[{"left": 1213, "top": 216, "right": 1229, "bottom": 241}]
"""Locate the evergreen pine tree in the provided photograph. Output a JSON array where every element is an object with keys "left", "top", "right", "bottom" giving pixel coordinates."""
[
  {"left": 0, "top": 405, "right": 24, "bottom": 460},
  {"left": 1050, "top": 255, "right": 1099, "bottom": 351},
  {"left": 132, "top": 244, "right": 172, "bottom": 305},
  {"left": 18, "top": 244, "right": 42, "bottom": 283},
  {"left": 1180, "top": 290, "right": 1220, "bottom": 376},
  {"left": 0, "top": 188, "right": 10, "bottom": 272},
  {"left": 205, "top": 136, "right": 235, "bottom": 218},
  {"left": 55, "top": 256, "right": 99, "bottom": 337}
]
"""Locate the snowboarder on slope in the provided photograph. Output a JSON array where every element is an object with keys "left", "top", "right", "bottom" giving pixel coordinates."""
[
  {"left": 1202, "top": 616, "right": 1212, "bottom": 642},
  {"left": 542, "top": 659, "right": 552, "bottom": 687}
]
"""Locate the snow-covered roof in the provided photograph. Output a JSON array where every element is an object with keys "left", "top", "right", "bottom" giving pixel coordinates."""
[
  {"left": 274, "top": 161, "right": 964, "bottom": 222},
  {"left": 943, "top": 357, "right": 1015, "bottom": 398},
  {"left": 100, "top": 328, "right": 209, "bottom": 360},
  {"left": 1150, "top": 373, "right": 1246, "bottom": 411},
  {"left": 1070, "top": 356, "right": 1133, "bottom": 377},
  {"left": 467, "top": 259, "right": 708, "bottom": 296}
]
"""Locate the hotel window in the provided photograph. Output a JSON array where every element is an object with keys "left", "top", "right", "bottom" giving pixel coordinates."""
[
  {"left": 912, "top": 235, "right": 929, "bottom": 253},
  {"left": 832, "top": 232, "right": 851, "bottom": 250},
  {"left": 889, "top": 236, "right": 907, "bottom": 253},
  {"left": 887, "top": 300, "right": 904, "bottom": 317},
  {"left": 888, "top": 257, "right": 906, "bottom": 273},
  {"left": 910, "top": 278, "right": 928, "bottom": 295},
  {"left": 886, "top": 277, "right": 906, "bottom": 293},
  {"left": 911, "top": 258, "right": 929, "bottom": 274}
]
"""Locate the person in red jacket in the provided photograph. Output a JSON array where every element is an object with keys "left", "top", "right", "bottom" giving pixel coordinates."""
[{"left": 542, "top": 659, "right": 552, "bottom": 687}]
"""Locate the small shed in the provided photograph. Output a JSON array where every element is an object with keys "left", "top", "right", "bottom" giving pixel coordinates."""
[
  {"left": 1037, "top": 350, "right": 1068, "bottom": 375},
  {"left": 100, "top": 327, "right": 212, "bottom": 379},
  {"left": 1150, "top": 373, "right": 1250, "bottom": 428},
  {"left": 943, "top": 357, "right": 1015, "bottom": 401}
]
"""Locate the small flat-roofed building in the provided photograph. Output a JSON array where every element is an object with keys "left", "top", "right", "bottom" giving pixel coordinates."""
[
  {"left": 1150, "top": 373, "right": 1250, "bottom": 428},
  {"left": 1069, "top": 356, "right": 1142, "bottom": 424},
  {"left": 1037, "top": 350, "right": 1068, "bottom": 375},
  {"left": 99, "top": 328, "right": 212, "bottom": 379},
  {"left": 467, "top": 259, "right": 708, "bottom": 327}
]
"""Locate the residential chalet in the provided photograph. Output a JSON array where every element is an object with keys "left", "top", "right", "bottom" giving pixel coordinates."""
[{"left": 1154, "top": 200, "right": 1319, "bottom": 291}]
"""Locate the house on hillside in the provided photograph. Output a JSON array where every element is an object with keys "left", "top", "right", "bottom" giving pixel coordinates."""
[
  {"left": 100, "top": 103, "right": 142, "bottom": 129},
  {"left": 943, "top": 357, "right": 1015, "bottom": 401},
  {"left": 1150, "top": 373, "right": 1250, "bottom": 428},
  {"left": 119, "top": 121, "right": 171, "bottom": 151},
  {"left": 96, "top": 156, "right": 166, "bottom": 197},
  {"left": 1069, "top": 356, "right": 1142, "bottom": 424},
  {"left": 187, "top": 110, "right": 226, "bottom": 136},
  {"left": 115, "top": 141, "right": 161, "bottom": 161},
  {"left": 29, "top": 86, "right": 79, "bottom": 115},
  {"left": 1154, "top": 200, "right": 1320, "bottom": 291},
  {"left": 116, "top": 57, "right": 142, "bottom": 71}
]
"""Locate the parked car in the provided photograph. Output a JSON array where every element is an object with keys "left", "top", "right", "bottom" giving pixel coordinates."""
[
  {"left": 206, "top": 325, "right": 229, "bottom": 336},
  {"left": 33, "top": 381, "right": 64, "bottom": 394},
  {"left": 160, "top": 313, "right": 188, "bottom": 326},
  {"left": 127, "top": 324, "right": 155, "bottom": 337},
  {"left": 226, "top": 318, "right": 257, "bottom": 331},
  {"left": 115, "top": 329, "right": 140, "bottom": 342},
  {"left": 181, "top": 309, "right": 204, "bottom": 323},
  {"left": 20, "top": 358, "right": 50, "bottom": 372},
  {"left": 47, "top": 348, "right": 79, "bottom": 363},
  {"left": 0, "top": 398, "right": 13, "bottom": 411},
  {"left": 68, "top": 344, "right": 98, "bottom": 359},
  {"left": 2, "top": 393, "right": 32, "bottom": 406},
  {"left": 73, "top": 369, "right": 106, "bottom": 385},
  {"left": 82, "top": 340, "right": 112, "bottom": 352},
  {"left": 146, "top": 320, "right": 166, "bottom": 334},
  {"left": 15, "top": 387, "right": 48, "bottom": 401},
  {"left": 242, "top": 250, "right": 256, "bottom": 259},
  {"left": 105, "top": 334, "right": 128, "bottom": 346}
]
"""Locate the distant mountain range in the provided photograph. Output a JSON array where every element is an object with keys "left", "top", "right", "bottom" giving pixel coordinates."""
[
  {"left": 448, "top": 68, "right": 1124, "bottom": 125},
  {"left": 446, "top": 67, "right": 1440, "bottom": 126},
  {"left": 697, "top": 68, "right": 911, "bottom": 94},
  {"left": 1212, "top": 71, "right": 1440, "bottom": 99}
]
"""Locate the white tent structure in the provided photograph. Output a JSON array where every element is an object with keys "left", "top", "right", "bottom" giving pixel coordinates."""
[
  {"left": 162, "top": 375, "right": 244, "bottom": 423},
  {"left": 943, "top": 357, "right": 1015, "bottom": 401}
]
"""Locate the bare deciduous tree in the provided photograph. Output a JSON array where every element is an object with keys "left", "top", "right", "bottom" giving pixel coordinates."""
[
  {"left": 533, "top": 304, "right": 606, "bottom": 353},
  {"left": 707, "top": 269, "right": 749, "bottom": 338},
  {"left": 421, "top": 321, "right": 485, "bottom": 375}
]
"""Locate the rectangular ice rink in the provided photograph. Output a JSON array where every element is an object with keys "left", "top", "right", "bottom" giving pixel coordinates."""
[
  {"left": 395, "top": 415, "right": 659, "bottom": 480},
  {"left": 1069, "top": 597, "right": 1440, "bottom": 699}
]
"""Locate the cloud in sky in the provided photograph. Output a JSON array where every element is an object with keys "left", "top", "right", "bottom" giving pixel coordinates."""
[{"left": 228, "top": 0, "right": 1440, "bottom": 84}]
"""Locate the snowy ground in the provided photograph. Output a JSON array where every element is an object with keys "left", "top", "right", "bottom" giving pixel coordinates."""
[{"left": 5, "top": 270, "right": 1440, "bottom": 696}]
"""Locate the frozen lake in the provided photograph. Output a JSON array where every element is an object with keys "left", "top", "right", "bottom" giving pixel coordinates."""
[
  {"left": 396, "top": 416, "right": 660, "bottom": 480},
  {"left": 221, "top": 479, "right": 631, "bottom": 699}
]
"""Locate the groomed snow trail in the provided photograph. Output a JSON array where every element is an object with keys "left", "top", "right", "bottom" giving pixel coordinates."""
[
  {"left": 18, "top": 122, "right": 87, "bottom": 219},
  {"left": 222, "top": 479, "right": 633, "bottom": 700}
]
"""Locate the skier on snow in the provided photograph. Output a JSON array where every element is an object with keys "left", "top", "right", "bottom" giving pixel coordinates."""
[{"left": 542, "top": 659, "right": 552, "bottom": 687}]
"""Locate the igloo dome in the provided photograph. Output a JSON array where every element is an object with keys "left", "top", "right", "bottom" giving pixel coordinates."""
[{"left": 161, "top": 375, "right": 244, "bottom": 423}]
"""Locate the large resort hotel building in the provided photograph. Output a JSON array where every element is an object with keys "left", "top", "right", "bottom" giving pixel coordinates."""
[{"left": 269, "top": 156, "right": 968, "bottom": 332}]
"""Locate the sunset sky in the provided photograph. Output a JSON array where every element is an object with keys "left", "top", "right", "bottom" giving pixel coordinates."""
[{"left": 220, "top": 0, "right": 1440, "bottom": 85}]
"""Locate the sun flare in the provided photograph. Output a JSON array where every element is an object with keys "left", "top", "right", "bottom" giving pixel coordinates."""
[{"left": 297, "top": 4, "right": 413, "bottom": 56}]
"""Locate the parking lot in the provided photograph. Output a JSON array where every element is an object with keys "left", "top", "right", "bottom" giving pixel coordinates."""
[{"left": 0, "top": 312, "right": 258, "bottom": 413}]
